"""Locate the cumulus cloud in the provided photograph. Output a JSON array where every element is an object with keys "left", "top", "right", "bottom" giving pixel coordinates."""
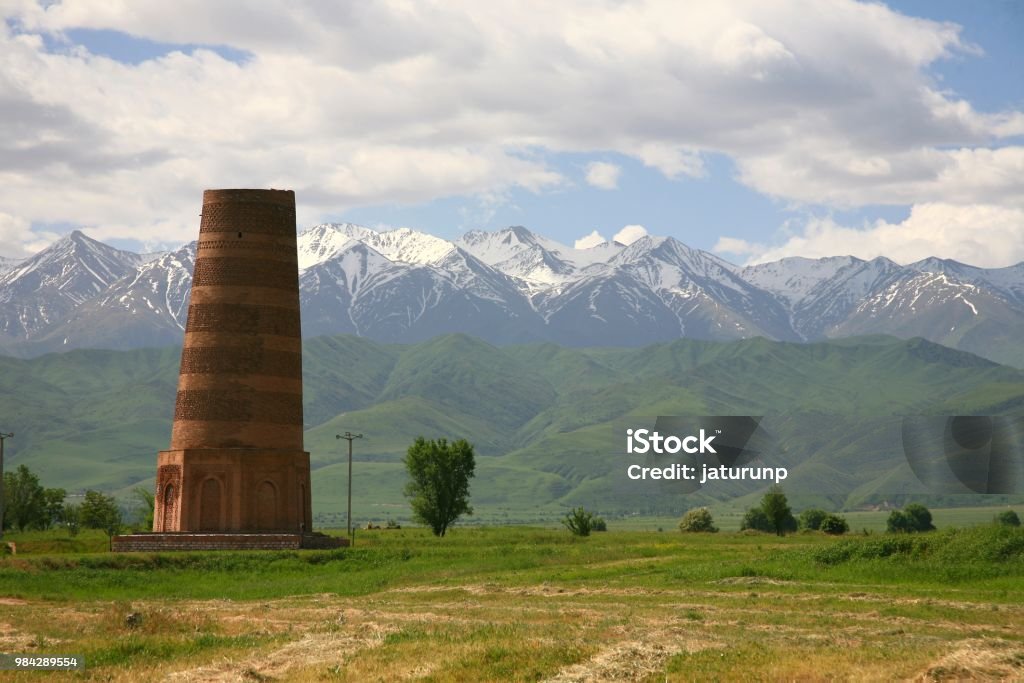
[
  {"left": 713, "top": 236, "right": 766, "bottom": 257},
  {"left": 584, "top": 161, "right": 621, "bottom": 190},
  {"left": 634, "top": 144, "right": 706, "bottom": 179},
  {"left": 613, "top": 224, "right": 648, "bottom": 245},
  {"left": 0, "top": 212, "right": 56, "bottom": 257},
  {"left": 0, "top": 1, "right": 1021, "bottom": 255},
  {"left": 719, "top": 203, "right": 1024, "bottom": 268},
  {"left": 574, "top": 229, "right": 607, "bottom": 249}
]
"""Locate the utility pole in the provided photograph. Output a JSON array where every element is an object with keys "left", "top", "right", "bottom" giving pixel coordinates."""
[
  {"left": 0, "top": 432, "right": 12, "bottom": 541},
  {"left": 336, "top": 432, "right": 362, "bottom": 543}
]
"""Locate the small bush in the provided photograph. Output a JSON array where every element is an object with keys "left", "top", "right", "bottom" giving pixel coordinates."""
[
  {"left": 904, "top": 503, "right": 935, "bottom": 531},
  {"left": 799, "top": 509, "right": 829, "bottom": 531},
  {"left": 887, "top": 510, "right": 910, "bottom": 533},
  {"left": 995, "top": 510, "right": 1021, "bottom": 527},
  {"left": 887, "top": 504, "right": 935, "bottom": 533},
  {"left": 563, "top": 507, "right": 594, "bottom": 537},
  {"left": 819, "top": 514, "right": 849, "bottom": 535},
  {"left": 591, "top": 517, "right": 607, "bottom": 532},
  {"left": 740, "top": 507, "right": 773, "bottom": 533},
  {"left": 679, "top": 507, "right": 718, "bottom": 533}
]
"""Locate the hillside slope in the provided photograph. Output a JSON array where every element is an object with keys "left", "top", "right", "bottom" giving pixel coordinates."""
[{"left": 2, "top": 334, "right": 1022, "bottom": 521}]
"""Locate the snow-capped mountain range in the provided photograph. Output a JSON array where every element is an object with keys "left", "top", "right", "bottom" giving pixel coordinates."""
[{"left": 1, "top": 223, "right": 1023, "bottom": 366}]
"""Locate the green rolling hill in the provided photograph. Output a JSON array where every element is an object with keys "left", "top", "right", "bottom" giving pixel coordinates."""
[{"left": 2, "top": 333, "right": 1023, "bottom": 525}]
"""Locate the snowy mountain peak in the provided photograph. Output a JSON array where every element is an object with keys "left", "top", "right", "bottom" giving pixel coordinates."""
[
  {"left": 457, "top": 226, "right": 576, "bottom": 285},
  {"left": 362, "top": 227, "right": 455, "bottom": 265},
  {"left": 462, "top": 225, "right": 540, "bottom": 248},
  {"left": 4, "top": 223, "right": 1024, "bottom": 368},
  {"left": 611, "top": 235, "right": 735, "bottom": 276},
  {"left": 298, "top": 222, "right": 455, "bottom": 270},
  {"left": 743, "top": 255, "right": 863, "bottom": 307},
  {"left": 1, "top": 229, "right": 141, "bottom": 290},
  {"left": 0, "top": 227, "right": 143, "bottom": 340},
  {"left": 297, "top": 223, "right": 375, "bottom": 270},
  {"left": 97, "top": 241, "right": 197, "bottom": 324}
]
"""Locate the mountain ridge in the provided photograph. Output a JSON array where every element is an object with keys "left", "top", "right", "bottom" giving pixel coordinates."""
[{"left": 2, "top": 223, "right": 1023, "bottom": 366}]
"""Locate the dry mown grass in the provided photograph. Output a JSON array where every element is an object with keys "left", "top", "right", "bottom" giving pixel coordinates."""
[
  {"left": 0, "top": 582, "right": 1022, "bottom": 681},
  {"left": 2, "top": 527, "right": 1023, "bottom": 681}
]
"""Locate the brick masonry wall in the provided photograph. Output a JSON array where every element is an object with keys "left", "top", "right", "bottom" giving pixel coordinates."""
[
  {"left": 153, "top": 188, "right": 314, "bottom": 534},
  {"left": 113, "top": 533, "right": 348, "bottom": 552}
]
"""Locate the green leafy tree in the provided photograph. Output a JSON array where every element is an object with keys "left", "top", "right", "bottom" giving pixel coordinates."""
[
  {"left": 679, "top": 507, "right": 718, "bottom": 533},
  {"left": 80, "top": 490, "right": 123, "bottom": 548},
  {"left": 760, "top": 485, "right": 797, "bottom": 536},
  {"left": 2, "top": 465, "right": 60, "bottom": 531},
  {"left": 886, "top": 509, "right": 911, "bottom": 533},
  {"left": 133, "top": 487, "right": 155, "bottom": 530},
  {"left": 740, "top": 507, "right": 773, "bottom": 533},
  {"left": 402, "top": 437, "right": 475, "bottom": 537},
  {"left": 63, "top": 503, "right": 81, "bottom": 537},
  {"left": 42, "top": 487, "right": 66, "bottom": 528},
  {"left": 887, "top": 503, "right": 935, "bottom": 533},
  {"left": 563, "top": 507, "right": 594, "bottom": 536},
  {"left": 903, "top": 503, "right": 935, "bottom": 531},
  {"left": 995, "top": 510, "right": 1021, "bottom": 527},
  {"left": 819, "top": 514, "right": 849, "bottom": 535},
  {"left": 798, "top": 508, "right": 828, "bottom": 531}
]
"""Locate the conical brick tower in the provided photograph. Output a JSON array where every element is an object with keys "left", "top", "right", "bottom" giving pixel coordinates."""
[{"left": 152, "top": 189, "right": 312, "bottom": 534}]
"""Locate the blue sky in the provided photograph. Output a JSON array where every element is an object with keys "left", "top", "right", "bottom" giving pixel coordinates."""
[{"left": 1, "top": 1, "right": 1022, "bottom": 266}]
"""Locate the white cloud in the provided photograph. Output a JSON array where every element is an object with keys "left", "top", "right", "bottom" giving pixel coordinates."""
[
  {"left": 736, "top": 145, "right": 1024, "bottom": 209},
  {"left": 713, "top": 236, "right": 766, "bottom": 257},
  {"left": 574, "top": 229, "right": 607, "bottom": 249},
  {"left": 711, "top": 22, "right": 795, "bottom": 78},
  {"left": 584, "top": 161, "right": 621, "bottom": 190},
  {"left": 613, "top": 224, "right": 648, "bottom": 245},
  {"left": 0, "top": 1, "right": 1021, "bottom": 255},
  {"left": 726, "top": 203, "right": 1024, "bottom": 268},
  {"left": 635, "top": 144, "right": 706, "bottom": 179},
  {"left": 0, "top": 212, "right": 56, "bottom": 257}
]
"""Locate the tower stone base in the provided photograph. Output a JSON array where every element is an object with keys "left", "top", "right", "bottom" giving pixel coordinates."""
[
  {"left": 154, "top": 449, "right": 313, "bottom": 533},
  {"left": 112, "top": 532, "right": 348, "bottom": 552}
]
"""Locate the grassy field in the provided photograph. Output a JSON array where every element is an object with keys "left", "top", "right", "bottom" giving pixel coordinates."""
[{"left": 1, "top": 521, "right": 1023, "bottom": 681}]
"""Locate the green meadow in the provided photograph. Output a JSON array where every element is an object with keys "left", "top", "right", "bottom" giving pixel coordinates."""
[{"left": 1, "top": 519, "right": 1023, "bottom": 681}]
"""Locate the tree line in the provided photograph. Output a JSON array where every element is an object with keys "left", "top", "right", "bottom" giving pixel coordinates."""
[{"left": 2, "top": 464, "right": 125, "bottom": 541}]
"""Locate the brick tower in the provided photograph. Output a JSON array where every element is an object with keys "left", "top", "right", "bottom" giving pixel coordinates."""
[{"left": 153, "top": 189, "right": 312, "bottom": 534}]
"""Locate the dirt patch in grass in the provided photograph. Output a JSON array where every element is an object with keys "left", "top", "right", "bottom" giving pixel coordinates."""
[{"left": 0, "top": 622, "right": 40, "bottom": 651}]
